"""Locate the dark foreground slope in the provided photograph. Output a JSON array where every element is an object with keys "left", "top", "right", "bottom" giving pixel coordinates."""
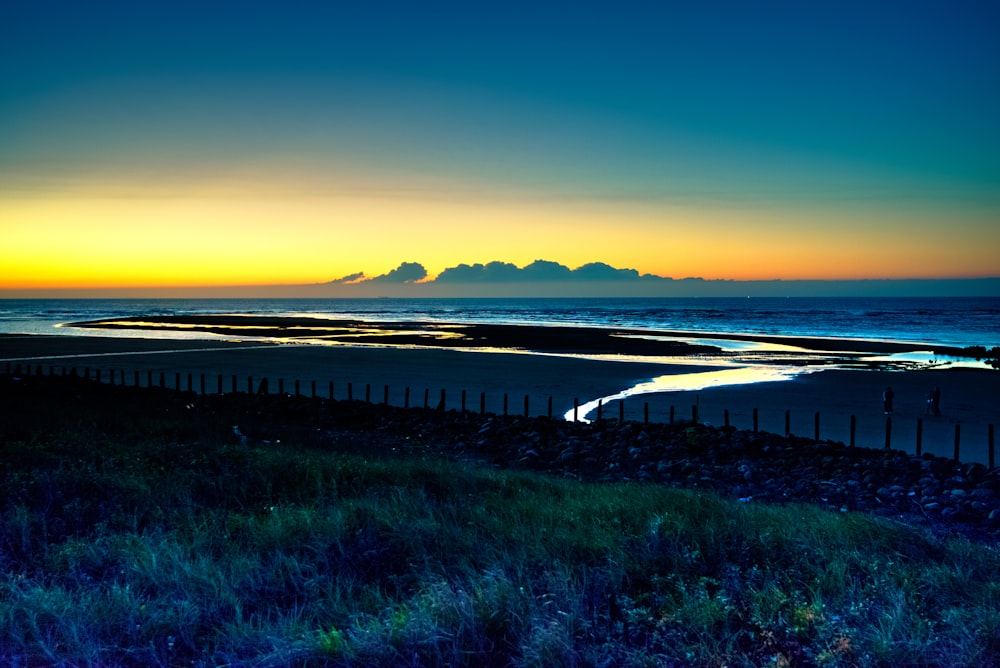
[{"left": 1, "top": 374, "right": 999, "bottom": 667}]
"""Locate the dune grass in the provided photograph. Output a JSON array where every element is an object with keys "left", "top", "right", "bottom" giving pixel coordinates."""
[{"left": 1, "top": 380, "right": 999, "bottom": 666}]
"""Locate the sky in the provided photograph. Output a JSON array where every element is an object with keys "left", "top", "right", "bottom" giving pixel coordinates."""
[{"left": 2, "top": 0, "right": 999, "bottom": 296}]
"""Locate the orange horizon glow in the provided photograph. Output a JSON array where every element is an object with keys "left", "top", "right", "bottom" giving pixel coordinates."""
[{"left": 3, "top": 181, "right": 999, "bottom": 291}]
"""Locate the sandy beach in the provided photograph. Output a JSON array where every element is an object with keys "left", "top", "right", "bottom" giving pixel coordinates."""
[{"left": 3, "top": 332, "right": 998, "bottom": 464}]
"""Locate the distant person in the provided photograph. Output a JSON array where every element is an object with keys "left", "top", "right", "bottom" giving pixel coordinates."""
[{"left": 883, "top": 386, "right": 894, "bottom": 415}]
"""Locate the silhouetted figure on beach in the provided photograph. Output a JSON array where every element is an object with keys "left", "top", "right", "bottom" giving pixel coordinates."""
[
  {"left": 883, "top": 386, "right": 894, "bottom": 414},
  {"left": 927, "top": 386, "right": 941, "bottom": 416}
]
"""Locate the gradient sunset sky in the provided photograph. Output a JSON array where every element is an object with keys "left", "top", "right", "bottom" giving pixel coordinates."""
[{"left": 2, "top": 1, "right": 998, "bottom": 293}]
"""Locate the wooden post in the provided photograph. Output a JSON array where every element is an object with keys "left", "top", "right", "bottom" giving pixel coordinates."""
[
  {"left": 311, "top": 380, "right": 316, "bottom": 398},
  {"left": 573, "top": 398, "right": 579, "bottom": 422},
  {"left": 814, "top": 412, "right": 820, "bottom": 441},
  {"left": 219, "top": 374, "right": 224, "bottom": 395},
  {"left": 480, "top": 391, "right": 486, "bottom": 415},
  {"left": 548, "top": 396, "right": 553, "bottom": 419},
  {"left": 753, "top": 408, "right": 758, "bottom": 433},
  {"left": 384, "top": 384, "right": 389, "bottom": 405},
  {"left": 503, "top": 393, "right": 508, "bottom": 416},
  {"left": 670, "top": 405, "right": 675, "bottom": 425},
  {"left": 989, "top": 424, "right": 995, "bottom": 469},
  {"left": 405, "top": 387, "right": 410, "bottom": 408},
  {"left": 849, "top": 415, "right": 856, "bottom": 447},
  {"left": 619, "top": 400, "right": 624, "bottom": 423},
  {"left": 953, "top": 424, "right": 961, "bottom": 461},
  {"left": 134, "top": 370, "right": 140, "bottom": 387},
  {"left": 247, "top": 376, "right": 253, "bottom": 394},
  {"left": 724, "top": 409, "right": 730, "bottom": 428},
  {"left": 785, "top": 409, "right": 791, "bottom": 436},
  {"left": 597, "top": 400, "right": 603, "bottom": 423},
  {"left": 96, "top": 368, "right": 102, "bottom": 383},
  {"left": 278, "top": 378, "right": 284, "bottom": 395},
  {"left": 329, "top": 381, "right": 334, "bottom": 400},
  {"left": 884, "top": 415, "right": 892, "bottom": 450},
  {"left": 365, "top": 383, "right": 371, "bottom": 403},
  {"left": 348, "top": 382, "right": 353, "bottom": 401},
  {"left": 461, "top": 389, "right": 466, "bottom": 412},
  {"left": 439, "top": 388, "right": 446, "bottom": 410},
  {"left": 232, "top": 375, "right": 238, "bottom": 393},
  {"left": 423, "top": 388, "right": 428, "bottom": 408},
  {"left": 915, "top": 418, "right": 923, "bottom": 456},
  {"left": 200, "top": 374, "right": 206, "bottom": 395},
  {"left": 108, "top": 369, "right": 115, "bottom": 385},
  {"left": 524, "top": 394, "right": 530, "bottom": 417},
  {"left": 644, "top": 402, "right": 649, "bottom": 424},
  {"left": 296, "top": 379, "right": 302, "bottom": 397},
  {"left": 160, "top": 372, "right": 165, "bottom": 388},
  {"left": 187, "top": 373, "right": 193, "bottom": 392}
]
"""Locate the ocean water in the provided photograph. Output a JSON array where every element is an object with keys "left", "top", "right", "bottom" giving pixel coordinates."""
[{"left": 0, "top": 296, "right": 997, "bottom": 350}]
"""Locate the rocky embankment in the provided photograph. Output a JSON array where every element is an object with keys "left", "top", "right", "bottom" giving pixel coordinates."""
[
  {"left": 4, "top": 373, "right": 999, "bottom": 542},
  {"left": 221, "top": 390, "right": 1000, "bottom": 542}
]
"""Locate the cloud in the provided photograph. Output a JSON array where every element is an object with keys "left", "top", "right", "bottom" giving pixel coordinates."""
[
  {"left": 572, "top": 262, "right": 642, "bottom": 281},
  {"left": 435, "top": 259, "right": 652, "bottom": 283},
  {"left": 367, "top": 262, "right": 428, "bottom": 284},
  {"left": 328, "top": 271, "right": 366, "bottom": 284}
]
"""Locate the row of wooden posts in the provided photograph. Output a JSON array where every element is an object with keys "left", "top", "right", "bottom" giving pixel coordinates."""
[{"left": 6, "top": 361, "right": 997, "bottom": 469}]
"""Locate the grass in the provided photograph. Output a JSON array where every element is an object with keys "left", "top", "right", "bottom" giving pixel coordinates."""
[{"left": 1, "top": 376, "right": 999, "bottom": 666}]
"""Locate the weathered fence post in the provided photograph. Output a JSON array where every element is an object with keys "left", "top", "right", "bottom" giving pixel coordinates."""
[
  {"left": 461, "top": 389, "right": 466, "bottom": 412},
  {"left": 439, "top": 388, "right": 446, "bottom": 410},
  {"left": 134, "top": 370, "right": 140, "bottom": 387},
  {"left": 187, "top": 373, "right": 193, "bottom": 392},
  {"left": 884, "top": 416, "right": 892, "bottom": 450},
  {"left": 785, "top": 409, "right": 791, "bottom": 436},
  {"left": 278, "top": 378, "right": 284, "bottom": 395},
  {"left": 480, "top": 391, "right": 486, "bottom": 415},
  {"left": 423, "top": 388, "right": 428, "bottom": 408},
  {"left": 365, "top": 383, "right": 371, "bottom": 403},
  {"left": 296, "top": 380, "right": 302, "bottom": 397},
  {"left": 503, "top": 393, "right": 508, "bottom": 416},
  {"left": 850, "top": 415, "right": 856, "bottom": 447},
  {"left": 405, "top": 387, "right": 410, "bottom": 408},
  {"left": 175, "top": 373, "right": 181, "bottom": 391},
  {"left": 724, "top": 409, "right": 730, "bottom": 428},
  {"left": 644, "top": 402, "right": 649, "bottom": 424},
  {"left": 329, "top": 381, "right": 334, "bottom": 400},
  {"left": 573, "top": 398, "right": 579, "bottom": 422},
  {"left": 232, "top": 375, "right": 237, "bottom": 393},
  {"left": 384, "top": 384, "right": 389, "bottom": 405},
  {"left": 348, "top": 382, "right": 353, "bottom": 401},
  {"left": 670, "top": 405, "right": 675, "bottom": 425},
  {"left": 953, "top": 424, "right": 961, "bottom": 461},
  {"left": 814, "top": 412, "right": 820, "bottom": 441},
  {"left": 915, "top": 419, "right": 923, "bottom": 456},
  {"left": 753, "top": 408, "right": 758, "bottom": 433},
  {"left": 548, "top": 396, "right": 553, "bottom": 419},
  {"left": 219, "top": 374, "right": 224, "bottom": 395},
  {"left": 597, "top": 400, "right": 603, "bottom": 423}
]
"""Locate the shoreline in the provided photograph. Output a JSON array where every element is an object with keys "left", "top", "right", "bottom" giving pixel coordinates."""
[{"left": 3, "top": 331, "right": 998, "bottom": 464}]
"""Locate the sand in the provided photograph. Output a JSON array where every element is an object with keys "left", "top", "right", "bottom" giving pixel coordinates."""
[{"left": 3, "top": 333, "right": 998, "bottom": 464}]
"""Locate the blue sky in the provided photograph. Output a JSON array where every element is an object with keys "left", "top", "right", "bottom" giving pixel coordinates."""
[{"left": 2, "top": 1, "right": 998, "bottom": 294}]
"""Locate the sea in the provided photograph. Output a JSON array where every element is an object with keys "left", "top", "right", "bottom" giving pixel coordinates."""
[{"left": 0, "top": 296, "right": 997, "bottom": 350}]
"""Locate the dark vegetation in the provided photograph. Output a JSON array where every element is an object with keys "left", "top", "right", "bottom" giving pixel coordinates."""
[{"left": 1, "top": 374, "right": 999, "bottom": 666}]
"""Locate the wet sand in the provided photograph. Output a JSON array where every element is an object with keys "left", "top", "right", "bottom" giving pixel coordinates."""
[{"left": 3, "top": 332, "right": 998, "bottom": 463}]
